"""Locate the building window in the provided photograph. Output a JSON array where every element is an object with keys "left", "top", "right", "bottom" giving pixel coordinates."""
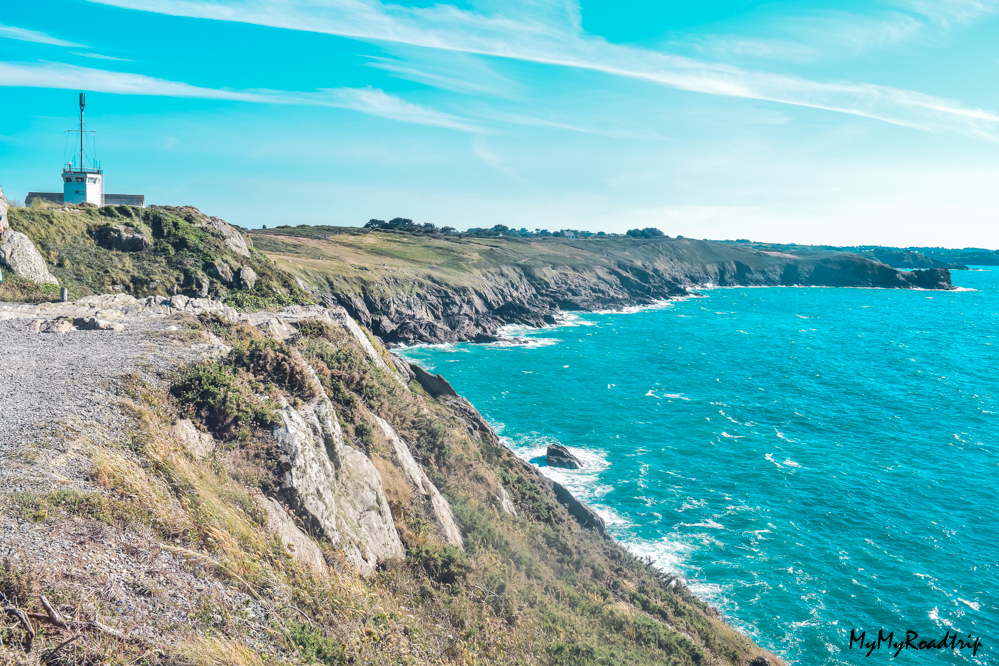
[
  {"left": 65, "top": 177, "right": 72, "bottom": 183},
  {"left": 88, "top": 178, "right": 98, "bottom": 183},
  {"left": 75, "top": 177, "right": 84, "bottom": 182}
]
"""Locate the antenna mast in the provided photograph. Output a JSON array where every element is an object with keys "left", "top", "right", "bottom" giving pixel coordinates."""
[{"left": 79, "top": 93, "right": 85, "bottom": 170}]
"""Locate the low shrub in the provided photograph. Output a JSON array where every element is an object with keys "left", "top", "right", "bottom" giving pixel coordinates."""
[{"left": 172, "top": 361, "right": 278, "bottom": 438}]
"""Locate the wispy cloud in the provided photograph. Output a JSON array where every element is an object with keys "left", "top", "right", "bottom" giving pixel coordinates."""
[
  {"left": 472, "top": 135, "right": 522, "bottom": 180},
  {"left": 85, "top": 0, "right": 999, "bottom": 138},
  {"left": 897, "top": 0, "right": 999, "bottom": 25},
  {"left": 0, "top": 61, "right": 478, "bottom": 131},
  {"left": 0, "top": 23, "right": 86, "bottom": 48},
  {"left": 73, "top": 52, "right": 134, "bottom": 62}
]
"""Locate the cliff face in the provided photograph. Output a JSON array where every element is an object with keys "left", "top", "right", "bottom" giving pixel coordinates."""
[{"left": 251, "top": 230, "right": 953, "bottom": 345}]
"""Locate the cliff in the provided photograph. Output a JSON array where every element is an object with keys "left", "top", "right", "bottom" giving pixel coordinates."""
[
  {"left": 250, "top": 227, "right": 954, "bottom": 345},
  {"left": 0, "top": 296, "right": 782, "bottom": 665}
]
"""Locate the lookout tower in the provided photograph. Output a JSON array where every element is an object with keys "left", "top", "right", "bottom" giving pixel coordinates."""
[
  {"left": 26, "top": 93, "right": 145, "bottom": 208},
  {"left": 63, "top": 93, "right": 103, "bottom": 205}
]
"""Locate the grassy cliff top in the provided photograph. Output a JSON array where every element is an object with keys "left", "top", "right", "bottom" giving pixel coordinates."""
[
  {"left": 248, "top": 225, "right": 829, "bottom": 298},
  {"left": 7, "top": 203, "right": 310, "bottom": 309}
]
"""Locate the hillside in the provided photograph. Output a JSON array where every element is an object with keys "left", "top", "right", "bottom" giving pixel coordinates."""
[
  {"left": 4, "top": 204, "right": 309, "bottom": 310},
  {"left": 249, "top": 225, "right": 954, "bottom": 345},
  {"left": 0, "top": 296, "right": 779, "bottom": 666}
]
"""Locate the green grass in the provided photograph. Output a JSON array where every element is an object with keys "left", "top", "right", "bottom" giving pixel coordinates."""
[{"left": 7, "top": 203, "right": 312, "bottom": 305}]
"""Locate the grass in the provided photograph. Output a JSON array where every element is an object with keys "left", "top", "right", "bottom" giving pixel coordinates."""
[
  {"left": 6, "top": 203, "right": 312, "bottom": 307},
  {"left": 0, "top": 308, "right": 776, "bottom": 666},
  {"left": 0, "top": 277, "right": 61, "bottom": 302}
]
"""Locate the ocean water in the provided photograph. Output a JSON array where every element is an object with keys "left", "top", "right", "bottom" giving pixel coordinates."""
[{"left": 398, "top": 269, "right": 998, "bottom": 665}]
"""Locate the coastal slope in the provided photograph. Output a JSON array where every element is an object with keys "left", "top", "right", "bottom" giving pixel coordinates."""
[
  {"left": 0, "top": 296, "right": 781, "bottom": 665},
  {"left": 250, "top": 227, "right": 953, "bottom": 344}
]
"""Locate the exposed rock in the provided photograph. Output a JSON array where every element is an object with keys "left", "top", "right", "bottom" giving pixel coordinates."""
[
  {"left": 549, "top": 480, "right": 608, "bottom": 537},
  {"left": 0, "top": 183, "right": 8, "bottom": 233},
  {"left": 496, "top": 485, "right": 517, "bottom": 516},
  {"left": 237, "top": 265, "right": 257, "bottom": 290},
  {"left": 256, "top": 316, "right": 295, "bottom": 340},
  {"left": 0, "top": 230, "right": 59, "bottom": 285},
  {"left": 204, "top": 215, "right": 251, "bottom": 257},
  {"left": 74, "top": 317, "right": 125, "bottom": 332},
  {"left": 256, "top": 494, "right": 327, "bottom": 574},
  {"left": 389, "top": 354, "right": 416, "bottom": 383},
  {"left": 172, "top": 419, "right": 214, "bottom": 458},
  {"left": 748, "top": 657, "right": 771, "bottom": 666},
  {"left": 373, "top": 416, "right": 463, "bottom": 548},
  {"left": 271, "top": 386, "right": 404, "bottom": 575},
  {"left": 410, "top": 364, "right": 459, "bottom": 398},
  {"left": 92, "top": 224, "right": 151, "bottom": 252},
  {"left": 547, "top": 443, "right": 583, "bottom": 469},
  {"left": 324, "top": 303, "right": 389, "bottom": 370},
  {"left": 323, "top": 239, "right": 956, "bottom": 346},
  {"left": 207, "top": 261, "right": 234, "bottom": 285},
  {"left": 40, "top": 318, "right": 74, "bottom": 334}
]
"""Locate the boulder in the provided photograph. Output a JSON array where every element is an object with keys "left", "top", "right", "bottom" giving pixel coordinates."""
[
  {"left": 73, "top": 317, "right": 125, "bottom": 332},
  {"left": 237, "top": 265, "right": 257, "bottom": 290},
  {"left": 547, "top": 443, "right": 583, "bottom": 469},
  {"left": 389, "top": 354, "right": 416, "bottom": 382},
  {"left": 0, "top": 183, "right": 8, "bottom": 233},
  {"left": 0, "top": 230, "right": 59, "bottom": 285},
  {"left": 410, "top": 364, "right": 459, "bottom": 398},
  {"left": 748, "top": 658, "right": 771, "bottom": 666},
  {"left": 40, "top": 318, "right": 74, "bottom": 334},
  {"left": 204, "top": 215, "right": 251, "bottom": 257}
]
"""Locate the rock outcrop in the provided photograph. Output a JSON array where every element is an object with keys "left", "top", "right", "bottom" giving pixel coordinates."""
[
  {"left": 0, "top": 183, "right": 8, "bottom": 233},
  {"left": 547, "top": 444, "right": 583, "bottom": 469},
  {"left": 204, "top": 214, "right": 251, "bottom": 257},
  {"left": 256, "top": 494, "right": 327, "bottom": 573},
  {"left": 373, "top": 416, "right": 463, "bottom": 548},
  {"left": 236, "top": 265, "right": 257, "bottom": 290},
  {"left": 92, "top": 224, "right": 151, "bottom": 252},
  {"left": 271, "top": 383, "right": 404, "bottom": 575},
  {"left": 410, "top": 364, "right": 459, "bottom": 398},
  {"left": 0, "top": 230, "right": 59, "bottom": 285}
]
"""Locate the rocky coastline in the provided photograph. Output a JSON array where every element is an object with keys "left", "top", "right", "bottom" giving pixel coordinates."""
[{"left": 317, "top": 243, "right": 954, "bottom": 346}]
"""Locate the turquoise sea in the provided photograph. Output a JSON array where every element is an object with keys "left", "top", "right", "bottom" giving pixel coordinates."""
[{"left": 399, "top": 268, "right": 997, "bottom": 665}]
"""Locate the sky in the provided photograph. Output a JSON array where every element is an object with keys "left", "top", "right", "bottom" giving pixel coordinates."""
[{"left": 1, "top": 0, "right": 998, "bottom": 247}]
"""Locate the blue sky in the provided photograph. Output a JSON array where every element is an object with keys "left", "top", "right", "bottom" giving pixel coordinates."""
[{"left": 1, "top": 0, "right": 997, "bottom": 246}]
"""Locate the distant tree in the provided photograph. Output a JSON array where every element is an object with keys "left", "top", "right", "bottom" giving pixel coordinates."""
[{"left": 626, "top": 227, "right": 666, "bottom": 239}]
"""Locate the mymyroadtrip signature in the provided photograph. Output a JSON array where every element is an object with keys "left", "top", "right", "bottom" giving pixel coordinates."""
[{"left": 850, "top": 629, "right": 983, "bottom": 657}]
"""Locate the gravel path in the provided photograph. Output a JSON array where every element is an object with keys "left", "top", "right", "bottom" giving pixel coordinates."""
[{"left": 0, "top": 299, "right": 224, "bottom": 494}]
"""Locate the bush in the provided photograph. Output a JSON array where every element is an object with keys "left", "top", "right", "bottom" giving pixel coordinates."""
[
  {"left": 229, "top": 338, "right": 318, "bottom": 400},
  {"left": 172, "top": 361, "right": 278, "bottom": 437},
  {"left": 407, "top": 543, "right": 470, "bottom": 585},
  {"left": 288, "top": 621, "right": 348, "bottom": 665}
]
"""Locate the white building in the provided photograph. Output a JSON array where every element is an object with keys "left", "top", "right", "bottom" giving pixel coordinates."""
[
  {"left": 62, "top": 166, "right": 104, "bottom": 205},
  {"left": 26, "top": 93, "right": 144, "bottom": 208}
]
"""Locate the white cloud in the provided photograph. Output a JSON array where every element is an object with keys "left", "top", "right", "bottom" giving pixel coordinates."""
[
  {"left": 0, "top": 23, "right": 86, "bottom": 48},
  {"left": 472, "top": 135, "right": 522, "bottom": 180},
  {"left": 73, "top": 52, "right": 134, "bottom": 62},
  {"left": 85, "top": 0, "right": 999, "bottom": 139},
  {"left": 896, "top": 0, "right": 999, "bottom": 25},
  {"left": 0, "top": 61, "right": 478, "bottom": 131}
]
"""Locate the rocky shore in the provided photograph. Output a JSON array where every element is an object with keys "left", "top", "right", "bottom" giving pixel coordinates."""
[{"left": 315, "top": 241, "right": 954, "bottom": 345}]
